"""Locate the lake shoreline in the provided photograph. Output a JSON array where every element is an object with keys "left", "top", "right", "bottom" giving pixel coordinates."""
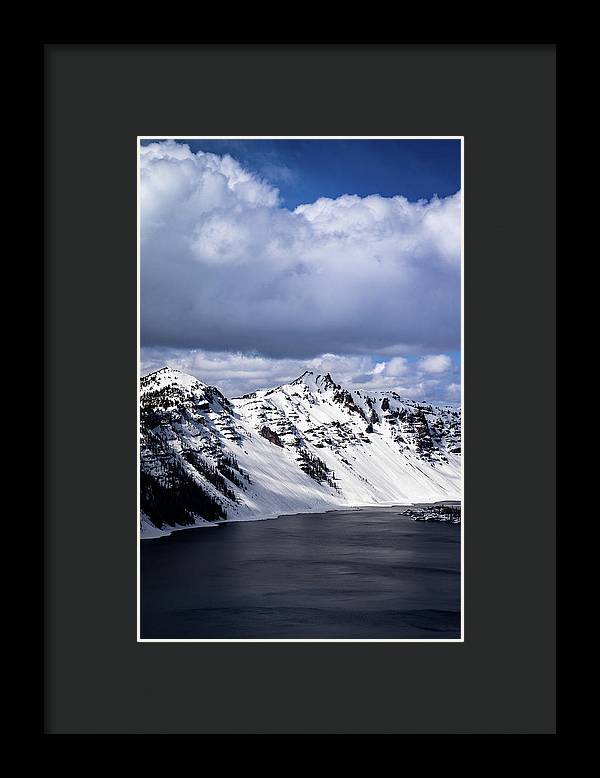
[{"left": 140, "top": 499, "right": 462, "bottom": 540}]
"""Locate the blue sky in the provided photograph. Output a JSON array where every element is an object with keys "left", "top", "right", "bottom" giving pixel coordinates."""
[
  {"left": 140, "top": 138, "right": 461, "bottom": 210},
  {"left": 140, "top": 139, "right": 461, "bottom": 402}
]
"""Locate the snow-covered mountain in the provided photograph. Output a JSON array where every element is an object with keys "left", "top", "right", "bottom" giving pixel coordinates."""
[{"left": 140, "top": 367, "right": 461, "bottom": 537}]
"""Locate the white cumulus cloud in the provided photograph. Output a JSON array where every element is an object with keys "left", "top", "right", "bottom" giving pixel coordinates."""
[
  {"left": 418, "top": 354, "right": 453, "bottom": 374},
  {"left": 140, "top": 141, "right": 461, "bottom": 360}
]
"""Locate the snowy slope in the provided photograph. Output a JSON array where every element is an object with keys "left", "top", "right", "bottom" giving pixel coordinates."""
[{"left": 140, "top": 367, "right": 461, "bottom": 536}]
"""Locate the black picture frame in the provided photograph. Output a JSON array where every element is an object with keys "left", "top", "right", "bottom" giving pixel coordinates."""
[{"left": 44, "top": 43, "right": 556, "bottom": 735}]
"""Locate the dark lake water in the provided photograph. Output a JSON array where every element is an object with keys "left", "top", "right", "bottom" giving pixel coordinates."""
[{"left": 140, "top": 507, "right": 461, "bottom": 639}]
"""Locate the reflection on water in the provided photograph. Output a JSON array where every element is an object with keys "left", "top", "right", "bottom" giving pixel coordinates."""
[{"left": 140, "top": 506, "right": 461, "bottom": 639}]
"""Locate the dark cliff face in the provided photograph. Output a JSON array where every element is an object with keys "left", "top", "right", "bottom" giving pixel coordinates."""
[
  {"left": 332, "top": 387, "right": 368, "bottom": 420},
  {"left": 140, "top": 369, "right": 247, "bottom": 529},
  {"left": 259, "top": 425, "right": 284, "bottom": 447}
]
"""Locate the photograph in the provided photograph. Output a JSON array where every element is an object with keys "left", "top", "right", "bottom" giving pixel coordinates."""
[{"left": 138, "top": 137, "right": 463, "bottom": 641}]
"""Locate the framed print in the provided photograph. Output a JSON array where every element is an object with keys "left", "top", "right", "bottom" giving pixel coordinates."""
[
  {"left": 137, "top": 135, "right": 464, "bottom": 643},
  {"left": 44, "top": 44, "right": 556, "bottom": 735}
]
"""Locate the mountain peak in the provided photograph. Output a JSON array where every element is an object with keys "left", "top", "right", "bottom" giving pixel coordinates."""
[
  {"left": 290, "top": 370, "right": 314, "bottom": 385},
  {"left": 288, "top": 370, "right": 339, "bottom": 393},
  {"left": 141, "top": 366, "right": 207, "bottom": 393}
]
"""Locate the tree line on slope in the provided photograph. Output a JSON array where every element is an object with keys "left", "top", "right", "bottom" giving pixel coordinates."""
[{"left": 140, "top": 463, "right": 227, "bottom": 528}]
